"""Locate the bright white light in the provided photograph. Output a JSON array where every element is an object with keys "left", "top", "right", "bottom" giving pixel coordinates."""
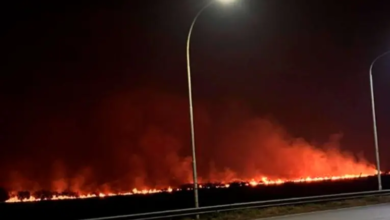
[{"left": 217, "top": 0, "right": 236, "bottom": 4}]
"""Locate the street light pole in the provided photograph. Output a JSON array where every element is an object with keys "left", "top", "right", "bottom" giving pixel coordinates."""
[
  {"left": 186, "top": 1, "right": 215, "bottom": 210},
  {"left": 369, "top": 50, "right": 390, "bottom": 191},
  {"left": 186, "top": 1, "right": 237, "bottom": 211}
]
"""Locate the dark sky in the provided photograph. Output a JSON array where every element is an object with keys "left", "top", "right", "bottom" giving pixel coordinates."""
[{"left": 1, "top": 0, "right": 390, "bottom": 192}]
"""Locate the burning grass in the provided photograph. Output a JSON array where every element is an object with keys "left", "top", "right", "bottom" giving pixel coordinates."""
[{"left": 4, "top": 173, "right": 375, "bottom": 203}]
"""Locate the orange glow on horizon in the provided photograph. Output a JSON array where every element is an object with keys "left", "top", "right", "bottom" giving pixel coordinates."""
[{"left": 5, "top": 172, "right": 378, "bottom": 203}]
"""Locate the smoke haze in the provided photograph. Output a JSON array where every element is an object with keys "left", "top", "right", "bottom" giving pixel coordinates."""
[{"left": 0, "top": 88, "right": 375, "bottom": 194}]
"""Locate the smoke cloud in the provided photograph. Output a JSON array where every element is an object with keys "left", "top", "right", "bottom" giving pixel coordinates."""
[{"left": 0, "top": 88, "right": 375, "bottom": 193}]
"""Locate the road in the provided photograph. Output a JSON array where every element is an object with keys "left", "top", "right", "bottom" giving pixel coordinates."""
[{"left": 261, "top": 204, "right": 390, "bottom": 220}]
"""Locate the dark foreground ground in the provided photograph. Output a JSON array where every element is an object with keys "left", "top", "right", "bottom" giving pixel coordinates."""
[{"left": 0, "top": 175, "right": 389, "bottom": 220}]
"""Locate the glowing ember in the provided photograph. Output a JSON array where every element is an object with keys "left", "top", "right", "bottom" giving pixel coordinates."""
[{"left": 4, "top": 173, "right": 375, "bottom": 203}]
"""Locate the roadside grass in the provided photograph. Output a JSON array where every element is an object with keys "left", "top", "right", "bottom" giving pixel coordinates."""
[{"left": 181, "top": 195, "right": 390, "bottom": 220}]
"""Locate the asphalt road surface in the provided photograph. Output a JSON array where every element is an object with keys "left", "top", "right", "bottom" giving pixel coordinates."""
[{"left": 261, "top": 204, "right": 390, "bottom": 220}]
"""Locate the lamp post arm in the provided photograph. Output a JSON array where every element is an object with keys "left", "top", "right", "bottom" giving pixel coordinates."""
[
  {"left": 370, "top": 50, "right": 390, "bottom": 73},
  {"left": 186, "top": 1, "right": 215, "bottom": 77}
]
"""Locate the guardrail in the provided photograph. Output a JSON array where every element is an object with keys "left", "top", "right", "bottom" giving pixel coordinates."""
[{"left": 81, "top": 189, "right": 390, "bottom": 220}]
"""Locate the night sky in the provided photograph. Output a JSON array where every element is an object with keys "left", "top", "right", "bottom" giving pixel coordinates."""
[{"left": 1, "top": 0, "right": 390, "bottom": 192}]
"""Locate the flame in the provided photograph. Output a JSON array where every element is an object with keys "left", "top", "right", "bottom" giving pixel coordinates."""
[
  {"left": 4, "top": 173, "right": 375, "bottom": 203},
  {"left": 1, "top": 92, "right": 382, "bottom": 204}
]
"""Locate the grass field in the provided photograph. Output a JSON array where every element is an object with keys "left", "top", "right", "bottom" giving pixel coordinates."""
[
  {"left": 1, "top": 176, "right": 389, "bottom": 219},
  {"left": 184, "top": 195, "right": 390, "bottom": 220}
]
